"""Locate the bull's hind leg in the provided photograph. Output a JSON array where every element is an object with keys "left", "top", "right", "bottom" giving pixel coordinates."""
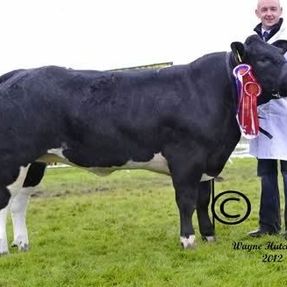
[
  {"left": 0, "top": 166, "right": 30, "bottom": 254},
  {"left": 0, "top": 181, "right": 12, "bottom": 253},
  {"left": 10, "top": 187, "right": 33, "bottom": 251},
  {"left": 196, "top": 180, "right": 215, "bottom": 242},
  {"left": 10, "top": 163, "right": 46, "bottom": 251},
  {"left": 0, "top": 202, "right": 9, "bottom": 254}
]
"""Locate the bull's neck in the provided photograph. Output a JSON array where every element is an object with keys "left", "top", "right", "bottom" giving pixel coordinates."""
[{"left": 225, "top": 52, "right": 240, "bottom": 112}]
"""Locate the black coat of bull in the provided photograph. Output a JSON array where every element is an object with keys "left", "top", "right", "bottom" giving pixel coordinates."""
[{"left": 0, "top": 35, "right": 287, "bottom": 248}]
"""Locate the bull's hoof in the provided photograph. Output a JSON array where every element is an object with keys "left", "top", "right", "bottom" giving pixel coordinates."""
[
  {"left": 202, "top": 235, "right": 216, "bottom": 243},
  {"left": 180, "top": 235, "right": 196, "bottom": 249},
  {"left": 19, "top": 243, "right": 29, "bottom": 252},
  {"left": 11, "top": 240, "right": 29, "bottom": 252}
]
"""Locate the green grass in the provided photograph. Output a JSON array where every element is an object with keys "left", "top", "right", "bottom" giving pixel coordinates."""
[{"left": 1, "top": 158, "right": 287, "bottom": 286}]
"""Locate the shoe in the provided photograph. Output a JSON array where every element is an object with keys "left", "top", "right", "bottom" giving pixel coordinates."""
[{"left": 248, "top": 228, "right": 278, "bottom": 238}]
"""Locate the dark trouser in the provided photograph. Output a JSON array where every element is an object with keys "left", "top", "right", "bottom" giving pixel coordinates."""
[{"left": 257, "top": 159, "right": 287, "bottom": 233}]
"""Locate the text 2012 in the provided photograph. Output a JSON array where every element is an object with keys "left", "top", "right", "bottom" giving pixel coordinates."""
[{"left": 262, "top": 254, "right": 283, "bottom": 262}]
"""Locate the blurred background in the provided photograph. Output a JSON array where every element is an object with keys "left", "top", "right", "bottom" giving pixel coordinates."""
[{"left": 0, "top": 0, "right": 280, "bottom": 74}]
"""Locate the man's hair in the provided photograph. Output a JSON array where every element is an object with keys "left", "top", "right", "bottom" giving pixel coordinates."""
[{"left": 257, "top": 0, "right": 282, "bottom": 9}]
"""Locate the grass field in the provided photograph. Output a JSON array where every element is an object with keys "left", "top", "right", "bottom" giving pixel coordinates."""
[{"left": 1, "top": 158, "right": 287, "bottom": 286}]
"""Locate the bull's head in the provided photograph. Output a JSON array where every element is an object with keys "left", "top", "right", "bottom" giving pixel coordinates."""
[{"left": 231, "top": 35, "right": 287, "bottom": 99}]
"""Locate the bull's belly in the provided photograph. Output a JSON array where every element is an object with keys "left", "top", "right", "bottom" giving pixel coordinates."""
[
  {"left": 89, "top": 153, "right": 170, "bottom": 176},
  {"left": 37, "top": 148, "right": 213, "bottom": 181},
  {"left": 37, "top": 149, "right": 170, "bottom": 175}
]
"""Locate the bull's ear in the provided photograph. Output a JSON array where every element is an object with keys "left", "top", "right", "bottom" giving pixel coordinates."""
[
  {"left": 272, "top": 40, "right": 287, "bottom": 54},
  {"left": 230, "top": 42, "right": 245, "bottom": 64}
]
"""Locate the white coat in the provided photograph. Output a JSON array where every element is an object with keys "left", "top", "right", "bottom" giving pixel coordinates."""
[{"left": 249, "top": 24, "right": 287, "bottom": 160}]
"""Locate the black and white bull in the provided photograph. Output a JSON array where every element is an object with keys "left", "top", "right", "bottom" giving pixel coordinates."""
[{"left": 0, "top": 35, "right": 287, "bottom": 254}]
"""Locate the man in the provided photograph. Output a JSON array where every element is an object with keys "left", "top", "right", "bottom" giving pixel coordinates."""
[{"left": 248, "top": 0, "right": 287, "bottom": 237}]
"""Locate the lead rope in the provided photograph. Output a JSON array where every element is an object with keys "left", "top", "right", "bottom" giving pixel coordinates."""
[{"left": 211, "top": 178, "right": 215, "bottom": 233}]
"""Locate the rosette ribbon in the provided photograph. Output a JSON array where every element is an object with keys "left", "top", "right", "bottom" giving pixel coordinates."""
[{"left": 233, "top": 64, "right": 262, "bottom": 139}]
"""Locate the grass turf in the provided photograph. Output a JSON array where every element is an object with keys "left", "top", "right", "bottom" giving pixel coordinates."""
[{"left": 1, "top": 158, "right": 287, "bottom": 286}]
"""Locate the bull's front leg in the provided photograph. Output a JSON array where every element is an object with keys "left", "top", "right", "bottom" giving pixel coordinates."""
[
  {"left": 171, "top": 168, "right": 201, "bottom": 249},
  {"left": 10, "top": 187, "right": 32, "bottom": 251},
  {"left": 175, "top": 184, "right": 199, "bottom": 249},
  {"left": 166, "top": 146, "right": 205, "bottom": 249}
]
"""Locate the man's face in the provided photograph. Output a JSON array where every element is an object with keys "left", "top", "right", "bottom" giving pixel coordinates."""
[{"left": 256, "top": 0, "right": 282, "bottom": 30}]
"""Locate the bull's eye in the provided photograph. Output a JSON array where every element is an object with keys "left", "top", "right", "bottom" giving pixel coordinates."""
[
  {"left": 257, "top": 56, "right": 282, "bottom": 66},
  {"left": 257, "top": 58, "right": 273, "bottom": 67},
  {"left": 258, "top": 58, "right": 268, "bottom": 64}
]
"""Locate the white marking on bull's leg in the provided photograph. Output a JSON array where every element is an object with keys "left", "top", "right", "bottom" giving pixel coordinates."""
[
  {"left": 0, "top": 165, "right": 30, "bottom": 254},
  {"left": 180, "top": 235, "right": 196, "bottom": 249},
  {"left": 202, "top": 235, "right": 216, "bottom": 243},
  {"left": 10, "top": 187, "right": 32, "bottom": 251},
  {"left": 0, "top": 206, "right": 9, "bottom": 254}
]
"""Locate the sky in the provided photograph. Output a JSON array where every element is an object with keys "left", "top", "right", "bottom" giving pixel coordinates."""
[{"left": 0, "top": 0, "right": 284, "bottom": 74}]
